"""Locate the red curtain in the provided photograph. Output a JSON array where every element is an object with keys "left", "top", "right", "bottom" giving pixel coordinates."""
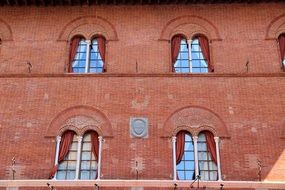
[
  {"left": 68, "top": 37, "right": 81, "bottom": 72},
  {"left": 204, "top": 131, "right": 217, "bottom": 164},
  {"left": 49, "top": 131, "right": 75, "bottom": 179},
  {"left": 97, "top": 37, "right": 106, "bottom": 72},
  {"left": 171, "top": 35, "right": 183, "bottom": 72},
  {"left": 90, "top": 131, "right": 99, "bottom": 161},
  {"left": 176, "top": 131, "right": 186, "bottom": 165},
  {"left": 197, "top": 35, "right": 214, "bottom": 72},
  {"left": 90, "top": 131, "right": 100, "bottom": 179},
  {"left": 278, "top": 34, "right": 285, "bottom": 68}
]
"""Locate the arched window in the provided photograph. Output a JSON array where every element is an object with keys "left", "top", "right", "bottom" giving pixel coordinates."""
[
  {"left": 278, "top": 33, "right": 285, "bottom": 69},
  {"left": 176, "top": 131, "right": 195, "bottom": 180},
  {"left": 172, "top": 34, "right": 213, "bottom": 73},
  {"left": 68, "top": 36, "right": 106, "bottom": 73},
  {"left": 49, "top": 130, "right": 102, "bottom": 180},
  {"left": 174, "top": 130, "right": 220, "bottom": 181},
  {"left": 198, "top": 131, "right": 218, "bottom": 181},
  {"left": 79, "top": 132, "right": 98, "bottom": 179},
  {"left": 56, "top": 131, "right": 77, "bottom": 179}
]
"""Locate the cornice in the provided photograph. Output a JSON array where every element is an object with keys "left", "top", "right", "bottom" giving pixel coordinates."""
[{"left": 0, "top": 73, "right": 284, "bottom": 78}]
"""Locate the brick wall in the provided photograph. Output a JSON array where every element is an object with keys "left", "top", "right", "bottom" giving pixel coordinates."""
[{"left": 0, "top": 3, "right": 284, "bottom": 189}]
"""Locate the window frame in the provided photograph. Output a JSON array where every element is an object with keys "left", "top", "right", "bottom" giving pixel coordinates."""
[
  {"left": 53, "top": 131, "right": 103, "bottom": 180},
  {"left": 173, "top": 131, "right": 221, "bottom": 181},
  {"left": 172, "top": 34, "right": 210, "bottom": 73},
  {"left": 69, "top": 36, "right": 105, "bottom": 74}
]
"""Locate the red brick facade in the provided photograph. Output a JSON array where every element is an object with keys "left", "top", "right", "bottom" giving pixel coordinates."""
[{"left": 0, "top": 3, "right": 285, "bottom": 190}]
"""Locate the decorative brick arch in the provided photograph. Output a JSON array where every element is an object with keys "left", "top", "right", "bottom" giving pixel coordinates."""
[
  {"left": 159, "top": 15, "right": 221, "bottom": 41},
  {"left": 163, "top": 106, "right": 229, "bottom": 138},
  {"left": 0, "top": 18, "right": 13, "bottom": 41},
  {"left": 266, "top": 14, "right": 285, "bottom": 39},
  {"left": 57, "top": 16, "right": 118, "bottom": 41},
  {"left": 46, "top": 105, "right": 113, "bottom": 137}
]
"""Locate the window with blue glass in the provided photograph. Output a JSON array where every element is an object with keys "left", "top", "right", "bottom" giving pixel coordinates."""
[
  {"left": 56, "top": 131, "right": 98, "bottom": 180},
  {"left": 172, "top": 35, "right": 212, "bottom": 73},
  {"left": 197, "top": 133, "right": 218, "bottom": 181},
  {"left": 176, "top": 131, "right": 218, "bottom": 181},
  {"left": 56, "top": 134, "right": 78, "bottom": 179},
  {"left": 69, "top": 36, "right": 105, "bottom": 73},
  {"left": 176, "top": 133, "right": 195, "bottom": 180},
  {"left": 79, "top": 133, "right": 97, "bottom": 179}
]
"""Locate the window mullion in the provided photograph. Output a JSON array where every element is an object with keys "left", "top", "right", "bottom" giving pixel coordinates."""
[
  {"left": 193, "top": 136, "right": 199, "bottom": 178},
  {"left": 187, "top": 39, "right": 192, "bottom": 73},
  {"left": 214, "top": 136, "right": 222, "bottom": 181},
  {"left": 75, "top": 136, "right": 83, "bottom": 180},
  {"left": 97, "top": 136, "right": 103, "bottom": 180},
  {"left": 85, "top": 40, "right": 91, "bottom": 73},
  {"left": 171, "top": 136, "right": 177, "bottom": 180},
  {"left": 53, "top": 136, "right": 62, "bottom": 180}
]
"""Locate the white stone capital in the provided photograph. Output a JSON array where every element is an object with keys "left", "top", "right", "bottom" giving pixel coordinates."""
[
  {"left": 85, "top": 40, "right": 91, "bottom": 45},
  {"left": 171, "top": 136, "right": 176, "bottom": 143},
  {"left": 77, "top": 136, "right": 83, "bottom": 142},
  {"left": 56, "top": 136, "right": 61, "bottom": 142}
]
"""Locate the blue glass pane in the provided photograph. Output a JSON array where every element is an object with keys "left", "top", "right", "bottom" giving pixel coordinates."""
[
  {"left": 73, "top": 68, "right": 84, "bottom": 73},
  {"left": 180, "top": 52, "right": 189, "bottom": 60},
  {"left": 192, "top": 60, "right": 200, "bottom": 68},
  {"left": 66, "top": 171, "right": 76, "bottom": 179},
  {"left": 185, "top": 142, "right": 193, "bottom": 151},
  {"left": 185, "top": 171, "right": 194, "bottom": 180},
  {"left": 198, "top": 152, "right": 207, "bottom": 160},
  {"left": 181, "top": 68, "right": 190, "bottom": 73},
  {"left": 175, "top": 68, "right": 181, "bottom": 73},
  {"left": 81, "top": 152, "right": 91, "bottom": 160},
  {"left": 185, "top": 152, "right": 194, "bottom": 160},
  {"left": 80, "top": 171, "right": 90, "bottom": 180},
  {"left": 79, "top": 43, "right": 87, "bottom": 51},
  {"left": 210, "top": 171, "right": 218, "bottom": 181},
  {"left": 98, "top": 63, "right": 104, "bottom": 70},
  {"left": 56, "top": 171, "right": 65, "bottom": 179},
  {"left": 201, "top": 68, "right": 208, "bottom": 73},
  {"left": 90, "top": 53, "right": 98, "bottom": 60},
  {"left": 192, "top": 68, "right": 201, "bottom": 73},
  {"left": 90, "top": 68, "right": 103, "bottom": 73},
  {"left": 185, "top": 161, "right": 194, "bottom": 170},
  {"left": 67, "top": 161, "right": 76, "bottom": 169},
  {"left": 91, "top": 171, "right": 97, "bottom": 179},
  {"left": 199, "top": 161, "right": 208, "bottom": 170},
  {"left": 198, "top": 133, "right": 206, "bottom": 141},
  {"left": 209, "top": 162, "right": 217, "bottom": 170},
  {"left": 180, "top": 60, "right": 189, "bottom": 68},
  {"left": 199, "top": 52, "right": 205, "bottom": 59},
  {"left": 81, "top": 161, "right": 91, "bottom": 170},
  {"left": 91, "top": 161, "right": 97, "bottom": 169},
  {"left": 177, "top": 162, "right": 184, "bottom": 170},
  {"left": 177, "top": 171, "right": 185, "bottom": 180},
  {"left": 191, "top": 39, "right": 199, "bottom": 45},
  {"left": 73, "top": 60, "right": 85, "bottom": 67},
  {"left": 191, "top": 51, "right": 199, "bottom": 60},
  {"left": 198, "top": 143, "right": 207, "bottom": 151},
  {"left": 92, "top": 39, "right": 98, "bottom": 45},
  {"left": 200, "top": 59, "right": 208, "bottom": 67},
  {"left": 174, "top": 61, "right": 180, "bottom": 68},
  {"left": 58, "top": 162, "right": 67, "bottom": 170},
  {"left": 78, "top": 53, "right": 86, "bottom": 60},
  {"left": 185, "top": 134, "right": 192, "bottom": 141}
]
